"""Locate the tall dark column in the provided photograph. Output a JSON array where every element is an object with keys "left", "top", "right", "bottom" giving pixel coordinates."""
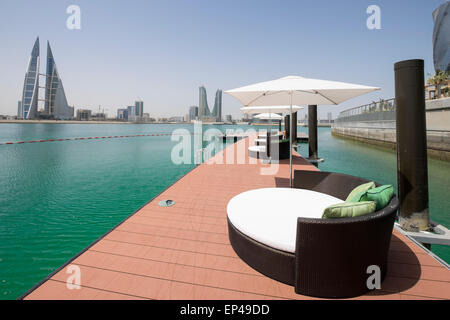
[
  {"left": 278, "top": 120, "right": 282, "bottom": 132},
  {"left": 394, "top": 59, "right": 430, "bottom": 232},
  {"left": 308, "top": 105, "right": 318, "bottom": 159},
  {"left": 292, "top": 112, "right": 298, "bottom": 144},
  {"left": 284, "top": 115, "right": 290, "bottom": 140}
]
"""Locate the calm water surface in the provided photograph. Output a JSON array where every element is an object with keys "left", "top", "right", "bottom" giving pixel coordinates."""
[{"left": 0, "top": 123, "right": 448, "bottom": 299}]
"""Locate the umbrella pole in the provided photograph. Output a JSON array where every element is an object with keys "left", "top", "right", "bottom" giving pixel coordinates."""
[{"left": 289, "top": 92, "right": 293, "bottom": 188}]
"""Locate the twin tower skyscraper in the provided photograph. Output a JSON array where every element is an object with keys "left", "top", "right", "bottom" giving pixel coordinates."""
[
  {"left": 199, "top": 86, "right": 222, "bottom": 122},
  {"left": 19, "top": 37, "right": 71, "bottom": 119}
]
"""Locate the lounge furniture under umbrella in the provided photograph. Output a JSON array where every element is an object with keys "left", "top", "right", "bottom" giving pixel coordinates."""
[
  {"left": 226, "top": 76, "right": 380, "bottom": 187},
  {"left": 241, "top": 106, "right": 303, "bottom": 137},
  {"left": 253, "top": 113, "right": 283, "bottom": 120}
]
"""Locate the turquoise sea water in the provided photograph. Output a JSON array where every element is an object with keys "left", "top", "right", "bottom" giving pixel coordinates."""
[{"left": 0, "top": 123, "right": 448, "bottom": 299}]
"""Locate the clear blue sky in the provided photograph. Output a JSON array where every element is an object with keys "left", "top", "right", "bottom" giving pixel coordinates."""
[{"left": 0, "top": 0, "right": 444, "bottom": 119}]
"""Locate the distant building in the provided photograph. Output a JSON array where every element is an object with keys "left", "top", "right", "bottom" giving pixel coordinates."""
[
  {"left": 69, "top": 106, "right": 75, "bottom": 119},
  {"left": 189, "top": 106, "right": 199, "bottom": 121},
  {"left": 142, "top": 113, "right": 150, "bottom": 121},
  {"left": 127, "top": 105, "right": 136, "bottom": 122},
  {"left": 169, "top": 116, "right": 184, "bottom": 122},
  {"left": 76, "top": 109, "right": 92, "bottom": 121},
  {"left": 91, "top": 113, "right": 106, "bottom": 121},
  {"left": 212, "top": 89, "right": 222, "bottom": 122},
  {"left": 44, "top": 41, "right": 72, "bottom": 119},
  {"left": 17, "top": 101, "right": 22, "bottom": 118},
  {"left": 199, "top": 86, "right": 211, "bottom": 119},
  {"left": 327, "top": 112, "right": 332, "bottom": 122},
  {"left": 225, "top": 115, "right": 232, "bottom": 122},
  {"left": 21, "top": 37, "right": 40, "bottom": 119},
  {"left": 117, "top": 108, "right": 128, "bottom": 120},
  {"left": 198, "top": 87, "right": 222, "bottom": 121},
  {"left": 20, "top": 37, "right": 72, "bottom": 120},
  {"left": 135, "top": 100, "right": 144, "bottom": 120}
]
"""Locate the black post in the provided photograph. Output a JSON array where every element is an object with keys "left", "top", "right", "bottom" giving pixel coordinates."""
[
  {"left": 278, "top": 120, "right": 282, "bottom": 133},
  {"left": 394, "top": 59, "right": 430, "bottom": 232},
  {"left": 308, "top": 105, "right": 318, "bottom": 159},
  {"left": 266, "top": 131, "right": 271, "bottom": 158},
  {"left": 292, "top": 111, "right": 298, "bottom": 144},
  {"left": 284, "top": 114, "right": 290, "bottom": 140}
]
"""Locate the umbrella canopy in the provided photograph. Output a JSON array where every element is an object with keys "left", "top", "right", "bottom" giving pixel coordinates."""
[
  {"left": 225, "top": 75, "right": 380, "bottom": 187},
  {"left": 226, "top": 75, "right": 379, "bottom": 106},
  {"left": 241, "top": 106, "right": 304, "bottom": 114},
  {"left": 253, "top": 113, "right": 283, "bottom": 120}
]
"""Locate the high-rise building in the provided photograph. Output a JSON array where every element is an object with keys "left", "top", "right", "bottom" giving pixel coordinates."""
[
  {"left": 189, "top": 106, "right": 198, "bottom": 121},
  {"left": 21, "top": 38, "right": 72, "bottom": 120},
  {"left": 44, "top": 42, "right": 71, "bottom": 119},
  {"left": 432, "top": 2, "right": 450, "bottom": 72},
  {"left": 327, "top": 112, "right": 332, "bottom": 122},
  {"left": 127, "top": 105, "right": 136, "bottom": 122},
  {"left": 17, "top": 101, "right": 23, "bottom": 118},
  {"left": 21, "top": 37, "right": 40, "bottom": 119},
  {"left": 212, "top": 89, "right": 222, "bottom": 122},
  {"left": 135, "top": 100, "right": 144, "bottom": 119},
  {"left": 199, "top": 86, "right": 211, "bottom": 118}
]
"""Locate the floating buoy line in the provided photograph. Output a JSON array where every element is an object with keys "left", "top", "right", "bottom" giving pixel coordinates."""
[{"left": 0, "top": 132, "right": 208, "bottom": 146}]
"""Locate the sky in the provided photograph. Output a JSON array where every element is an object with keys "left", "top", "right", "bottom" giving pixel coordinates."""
[{"left": 0, "top": 0, "right": 444, "bottom": 119}]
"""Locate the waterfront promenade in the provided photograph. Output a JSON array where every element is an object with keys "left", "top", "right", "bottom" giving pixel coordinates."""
[{"left": 23, "top": 136, "right": 450, "bottom": 300}]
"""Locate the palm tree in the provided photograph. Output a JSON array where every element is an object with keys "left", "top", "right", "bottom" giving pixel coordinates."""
[{"left": 427, "top": 70, "right": 449, "bottom": 98}]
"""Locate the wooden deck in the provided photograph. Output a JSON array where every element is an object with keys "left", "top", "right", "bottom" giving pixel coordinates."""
[{"left": 23, "top": 136, "right": 450, "bottom": 300}]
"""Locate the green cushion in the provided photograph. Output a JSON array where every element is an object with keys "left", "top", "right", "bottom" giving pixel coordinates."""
[
  {"left": 364, "top": 185, "right": 394, "bottom": 210},
  {"left": 322, "top": 201, "right": 377, "bottom": 219},
  {"left": 345, "top": 181, "right": 376, "bottom": 202},
  {"left": 349, "top": 190, "right": 367, "bottom": 202}
]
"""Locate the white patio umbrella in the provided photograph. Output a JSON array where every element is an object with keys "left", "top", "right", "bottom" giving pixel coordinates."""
[
  {"left": 241, "top": 106, "right": 304, "bottom": 114},
  {"left": 226, "top": 75, "right": 380, "bottom": 187}
]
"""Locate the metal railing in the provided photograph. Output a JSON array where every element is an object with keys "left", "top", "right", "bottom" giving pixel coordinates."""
[{"left": 337, "top": 98, "right": 395, "bottom": 119}]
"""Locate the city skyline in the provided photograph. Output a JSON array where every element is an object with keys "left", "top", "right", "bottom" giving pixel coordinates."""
[{"left": 0, "top": 1, "right": 442, "bottom": 119}]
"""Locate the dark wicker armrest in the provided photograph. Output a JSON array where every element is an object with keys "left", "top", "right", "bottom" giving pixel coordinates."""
[
  {"left": 294, "top": 197, "right": 398, "bottom": 298},
  {"left": 293, "top": 170, "right": 375, "bottom": 200}
]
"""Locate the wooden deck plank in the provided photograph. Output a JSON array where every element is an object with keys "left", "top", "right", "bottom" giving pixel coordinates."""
[{"left": 24, "top": 136, "right": 450, "bottom": 300}]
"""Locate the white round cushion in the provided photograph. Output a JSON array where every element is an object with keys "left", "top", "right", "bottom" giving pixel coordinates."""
[
  {"left": 248, "top": 145, "right": 266, "bottom": 153},
  {"left": 227, "top": 188, "right": 343, "bottom": 253}
]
